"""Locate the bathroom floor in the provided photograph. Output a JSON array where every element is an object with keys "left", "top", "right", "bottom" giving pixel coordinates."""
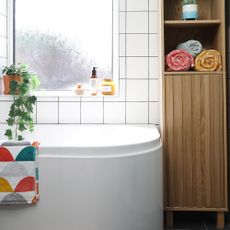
[{"left": 164, "top": 212, "right": 230, "bottom": 230}]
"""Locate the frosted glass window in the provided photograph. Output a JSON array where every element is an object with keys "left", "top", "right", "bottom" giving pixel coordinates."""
[{"left": 15, "top": 0, "right": 116, "bottom": 90}]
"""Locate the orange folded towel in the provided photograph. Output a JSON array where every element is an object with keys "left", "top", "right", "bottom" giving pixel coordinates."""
[{"left": 195, "top": 50, "right": 222, "bottom": 72}]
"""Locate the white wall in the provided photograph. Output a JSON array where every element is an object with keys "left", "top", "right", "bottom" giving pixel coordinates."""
[{"left": 0, "top": 0, "right": 161, "bottom": 125}]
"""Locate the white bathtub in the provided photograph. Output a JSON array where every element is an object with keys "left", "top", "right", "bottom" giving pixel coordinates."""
[{"left": 0, "top": 124, "right": 163, "bottom": 230}]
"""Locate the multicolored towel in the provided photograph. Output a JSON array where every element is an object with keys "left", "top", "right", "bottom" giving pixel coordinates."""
[
  {"left": 195, "top": 49, "right": 222, "bottom": 72},
  {"left": 0, "top": 142, "right": 39, "bottom": 205},
  {"left": 177, "top": 40, "right": 203, "bottom": 57},
  {"left": 166, "top": 49, "right": 195, "bottom": 71}
]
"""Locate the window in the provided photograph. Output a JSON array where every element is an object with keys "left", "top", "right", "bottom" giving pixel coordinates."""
[{"left": 14, "top": 0, "right": 118, "bottom": 91}]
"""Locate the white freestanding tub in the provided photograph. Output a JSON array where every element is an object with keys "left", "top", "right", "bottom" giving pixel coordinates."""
[{"left": 0, "top": 125, "right": 163, "bottom": 230}]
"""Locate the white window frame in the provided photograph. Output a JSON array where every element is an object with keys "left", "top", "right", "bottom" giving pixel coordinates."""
[{"left": 6, "top": 0, "right": 119, "bottom": 97}]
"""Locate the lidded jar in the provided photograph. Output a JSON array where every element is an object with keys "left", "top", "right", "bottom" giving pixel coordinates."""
[{"left": 101, "top": 79, "right": 115, "bottom": 95}]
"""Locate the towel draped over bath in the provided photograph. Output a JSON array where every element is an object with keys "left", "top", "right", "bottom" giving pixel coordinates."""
[{"left": 0, "top": 142, "right": 39, "bottom": 205}]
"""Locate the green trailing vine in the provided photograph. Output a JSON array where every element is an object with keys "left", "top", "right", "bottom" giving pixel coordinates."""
[
  {"left": 2, "top": 64, "right": 40, "bottom": 141},
  {"left": 182, "top": 0, "right": 197, "bottom": 5}
]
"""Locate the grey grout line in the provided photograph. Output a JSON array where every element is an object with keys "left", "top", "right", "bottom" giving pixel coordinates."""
[
  {"left": 35, "top": 101, "right": 38, "bottom": 124},
  {"left": 119, "top": 32, "right": 158, "bottom": 35},
  {"left": 119, "top": 10, "right": 158, "bottom": 12},
  {"left": 124, "top": 0, "right": 127, "bottom": 124},
  {"left": 57, "top": 96, "right": 60, "bottom": 124},
  {"left": 147, "top": 0, "right": 150, "bottom": 124},
  {"left": 80, "top": 97, "right": 82, "bottom": 124},
  {"left": 102, "top": 96, "right": 105, "bottom": 124},
  {"left": 119, "top": 55, "right": 159, "bottom": 57}
]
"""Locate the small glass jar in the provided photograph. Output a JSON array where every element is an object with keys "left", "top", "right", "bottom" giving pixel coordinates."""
[{"left": 101, "top": 79, "right": 115, "bottom": 95}]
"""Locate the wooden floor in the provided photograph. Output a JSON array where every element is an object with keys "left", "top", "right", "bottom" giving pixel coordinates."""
[{"left": 164, "top": 212, "right": 230, "bottom": 230}]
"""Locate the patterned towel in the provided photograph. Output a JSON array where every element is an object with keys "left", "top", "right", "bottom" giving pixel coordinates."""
[
  {"left": 166, "top": 49, "right": 195, "bottom": 71},
  {"left": 177, "top": 40, "right": 203, "bottom": 57},
  {"left": 195, "top": 49, "right": 222, "bottom": 72},
  {"left": 0, "top": 142, "right": 39, "bottom": 205}
]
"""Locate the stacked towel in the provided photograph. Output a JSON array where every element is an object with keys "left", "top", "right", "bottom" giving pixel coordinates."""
[
  {"left": 0, "top": 142, "right": 39, "bottom": 205},
  {"left": 177, "top": 40, "right": 203, "bottom": 57},
  {"left": 195, "top": 50, "right": 222, "bottom": 72},
  {"left": 166, "top": 49, "right": 195, "bottom": 71}
]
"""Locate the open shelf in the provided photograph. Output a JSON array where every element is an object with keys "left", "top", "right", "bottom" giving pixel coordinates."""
[
  {"left": 164, "top": 26, "right": 221, "bottom": 57},
  {"left": 164, "top": 0, "right": 223, "bottom": 20},
  {"left": 164, "top": 71, "right": 223, "bottom": 76},
  {"left": 164, "top": 20, "right": 221, "bottom": 28}
]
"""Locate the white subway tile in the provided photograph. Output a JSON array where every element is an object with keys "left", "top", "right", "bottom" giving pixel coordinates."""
[
  {"left": 119, "top": 34, "right": 126, "bottom": 56},
  {"left": 59, "top": 102, "right": 80, "bottom": 123},
  {"left": 119, "top": 12, "right": 126, "bottom": 33},
  {"left": 127, "top": 57, "right": 148, "bottom": 78},
  {"left": 149, "top": 34, "right": 159, "bottom": 56},
  {"left": 0, "top": 77, "right": 3, "bottom": 95},
  {"left": 149, "top": 0, "right": 159, "bottom": 11},
  {"left": 81, "top": 102, "right": 103, "bottom": 123},
  {"left": 37, "top": 97, "right": 58, "bottom": 102},
  {"left": 149, "top": 79, "right": 159, "bottom": 101},
  {"left": 149, "top": 57, "right": 160, "bottom": 78},
  {"left": 149, "top": 102, "right": 159, "bottom": 124},
  {"left": 126, "top": 12, "right": 148, "bottom": 33},
  {"left": 59, "top": 97, "right": 80, "bottom": 102},
  {"left": 119, "top": 57, "right": 126, "bottom": 78},
  {"left": 126, "top": 79, "right": 148, "bottom": 101},
  {"left": 126, "top": 34, "right": 148, "bottom": 56},
  {"left": 119, "top": 0, "right": 126, "bottom": 11},
  {"left": 0, "top": 15, "right": 6, "bottom": 36},
  {"left": 104, "top": 102, "right": 125, "bottom": 123},
  {"left": 0, "top": 0, "right": 6, "bottom": 15},
  {"left": 81, "top": 96, "right": 103, "bottom": 102},
  {"left": 149, "top": 12, "right": 159, "bottom": 34},
  {"left": 0, "top": 101, "right": 10, "bottom": 122},
  {"left": 126, "top": 102, "right": 148, "bottom": 123},
  {"left": 37, "top": 102, "right": 58, "bottom": 123},
  {"left": 127, "top": 0, "right": 148, "bottom": 11},
  {"left": 0, "top": 36, "right": 6, "bottom": 57}
]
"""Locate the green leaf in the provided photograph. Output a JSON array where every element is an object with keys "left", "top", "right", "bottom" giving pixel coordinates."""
[
  {"left": 6, "top": 118, "right": 14, "bottom": 126},
  {"left": 18, "top": 135, "right": 24, "bottom": 141},
  {"left": 19, "top": 123, "right": 26, "bottom": 132},
  {"left": 4, "top": 129, "right": 13, "bottom": 140}
]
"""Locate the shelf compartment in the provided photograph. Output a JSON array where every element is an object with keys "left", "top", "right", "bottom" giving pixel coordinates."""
[
  {"left": 164, "top": 20, "right": 221, "bottom": 28},
  {"left": 164, "top": 26, "right": 221, "bottom": 56},
  {"left": 164, "top": 0, "right": 223, "bottom": 20}
]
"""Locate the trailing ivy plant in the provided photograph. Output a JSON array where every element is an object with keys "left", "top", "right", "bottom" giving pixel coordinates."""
[
  {"left": 2, "top": 64, "right": 40, "bottom": 141},
  {"left": 182, "top": 0, "right": 197, "bottom": 5}
]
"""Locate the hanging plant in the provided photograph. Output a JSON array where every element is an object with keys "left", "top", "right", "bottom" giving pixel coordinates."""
[{"left": 2, "top": 64, "right": 40, "bottom": 141}]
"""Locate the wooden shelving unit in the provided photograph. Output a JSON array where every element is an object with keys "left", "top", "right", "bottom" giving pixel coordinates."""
[
  {"left": 164, "top": 20, "right": 221, "bottom": 28},
  {"left": 162, "top": 0, "right": 227, "bottom": 229}
]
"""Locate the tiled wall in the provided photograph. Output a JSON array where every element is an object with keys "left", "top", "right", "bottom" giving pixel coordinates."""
[
  {"left": 0, "top": 0, "right": 7, "bottom": 91},
  {"left": 0, "top": 0, "right": 161, "bottom": 125}
]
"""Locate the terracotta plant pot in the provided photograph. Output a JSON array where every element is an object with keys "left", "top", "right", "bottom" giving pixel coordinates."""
[{"left": 3, "top": 75, "right": 22, "bottom": 95}]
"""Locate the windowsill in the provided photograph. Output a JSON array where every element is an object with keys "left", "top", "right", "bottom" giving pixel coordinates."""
[{"left": 0, "top": 90, "right": 119, "bottom": 99}]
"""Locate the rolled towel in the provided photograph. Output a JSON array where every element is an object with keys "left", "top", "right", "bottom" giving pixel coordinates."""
[
  {"left": 195, "top": 50, "right": 222, "bottom": 72},
  {"left": 166, "top": 50, "right": 195, "bottom": 71},
  {"left": 177, "top": 40, "right": 203, "bottom": 57}
]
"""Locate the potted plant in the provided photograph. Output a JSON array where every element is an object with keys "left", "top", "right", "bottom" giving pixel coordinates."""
[
  {"left": 182, "top": 0, "right": 198, "bottom": 20},
  {"left": 2, "top": 64, "right": 40, "bottom": 141}
]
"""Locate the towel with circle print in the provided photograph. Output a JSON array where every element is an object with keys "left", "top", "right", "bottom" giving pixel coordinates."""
[{"left": 0, "top": 142, "right": 39, "bottom": 205}]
